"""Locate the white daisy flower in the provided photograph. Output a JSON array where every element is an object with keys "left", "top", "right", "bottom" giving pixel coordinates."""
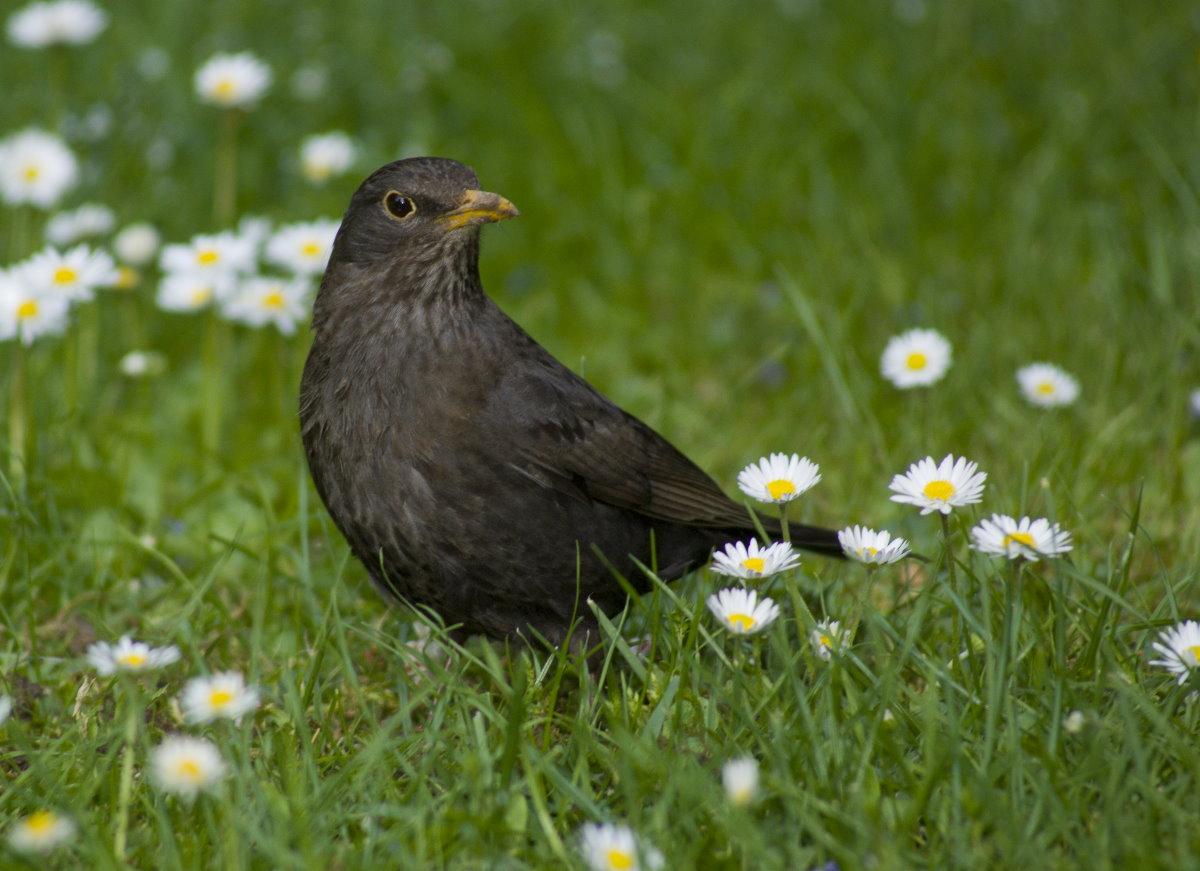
[
  {"left": 889, "top": 454, "right": 987, "bottom": 515},
  {"left": 85, "top": 635, "right": 180, "bottom": 676},
  {"left": 180, "top": 671, "right": 260, "bottom": 724},
  {"left": 1187, "top": 388, "right": 1200, "bottom": 420},
  {"left": 1063, "top": 710, "right": 1085, "bottom": 734},
  {"left": 159, "top": 231, "right": 256, "bottom": 276},
  {"left": 706, "top": 587, "right": 781, "bottom": 636},
  {"left": 810, "top": 619, "right": 850, "bottom": 661},
  {"left": 837, "top": 525, "right": 911, "bottom": 565},
  {"left": 156, "top": 271, "right": 226, "bottom": 313},
  {"left": 6, "top": 810, "right": 76, "bottom": 854},
  {"left": 880, "top": 327, "right": 952, "bottom": 388},
  {"left": 1016, "top": 363, "right": 1080, "bottom": 408},
  {"left": 150, "top": 735, "right": 227, "bottom": 800},
  {"left": 578, "top": 822, "right": 663, "bottom": 871},
  {"left": 118, "top": 349, "right": 166, "bottom": 377},
  {"left": 220, "top": 276, "right": 309, "bottom": 335},
  {"left": 299, "top": 131, "right": 357, "bottom": 183},
  {"left": 18, "top": 244, "right": 117, "bottom": 302},
  {"left": 45, "top": 203, "right": 115, "bottom": 245},
  {"left": 0, "top": 128, "right": 78, "bottom": 208},
  {"left": 113, "top": 222, "right": 161, "bottom": 265},
  {"left": 7, "top": 0, "right": 107, "bottom": 48},
  {"left": 1148, "top": 620, "right": 1200, "bottom": 685},
  {"left": 737, "top": 452, "right": 821, "bottom": 503},
  {"left": 0, "top": 693, "right": 12, "bottom": 724},
  {"left": 264, "top": 218, "right": 339, "bottom": 276},
  {"left": 969, "top": 514, "right": 1072, "bottom": 561},
  {"left": 710, "top": 539, "right": 800, "bottom": 580},
  {"left": 194, "top": 51, "right": 272, "bottom": 108},
  {"left": 0, "top": 274, "right": 71, "bottom": 345},
  {"left": 722, "top": 757, "right": 760, "bottom": 806}
]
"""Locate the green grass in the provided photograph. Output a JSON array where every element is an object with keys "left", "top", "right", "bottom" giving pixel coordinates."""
[{"left": 3, "top": 0, "right": 1200, "bottom": 867}]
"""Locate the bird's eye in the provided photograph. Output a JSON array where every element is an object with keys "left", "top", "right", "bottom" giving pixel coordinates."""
[{"left": 383, "top": 191, "right": 416, "bottom": 220}]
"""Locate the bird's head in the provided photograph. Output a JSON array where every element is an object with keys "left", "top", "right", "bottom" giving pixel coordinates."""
[{"left": 328, "top": 157, "right": 519, "bottom": 270}]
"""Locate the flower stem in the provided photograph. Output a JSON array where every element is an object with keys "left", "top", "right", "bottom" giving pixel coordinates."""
[
  {"left": 779, "top": 502, "right": 790, "bottom": 544},
  {"left": 213, "top": 109, "right": 241, "bottom": 225},
  {"left": 113, "top": 691, "right": 140, "bottom": 860},
  {"left": 8, "top": 343, "right": 27, "bottom": 489}
]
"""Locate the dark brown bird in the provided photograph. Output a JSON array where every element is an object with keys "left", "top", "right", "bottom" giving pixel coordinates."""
[{"left": 300, "top": 157, "right": 842, "bottom": 647}]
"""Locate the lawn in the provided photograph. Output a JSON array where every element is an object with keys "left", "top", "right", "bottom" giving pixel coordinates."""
[{"left": 2, "top": 0, "right": 1199, "bottom": 868}]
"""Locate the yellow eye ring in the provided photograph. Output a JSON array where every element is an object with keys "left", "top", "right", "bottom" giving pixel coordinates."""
[{"left": 383, "top": 191, "right": 416, "bottom": 220}]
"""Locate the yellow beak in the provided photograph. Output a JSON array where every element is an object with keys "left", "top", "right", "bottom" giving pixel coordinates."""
[{"left": 439, "top": 189, "right": 520, "bottom": 230}]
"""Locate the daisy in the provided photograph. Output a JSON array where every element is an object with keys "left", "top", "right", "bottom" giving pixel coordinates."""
[
  {"left": 578, "top": 822, "right": 663, "bottom": 871},
  {"left": 299, "top": 131, "right": 357, "bottom": 183},
  {"left": 118, "top": 349, "right": 166, "bottom": 377},
  {"left": 45, "top": 203, "right": 115, "bottom": 245},
  {"left": 150, "top": 735, "right": 226, "bottom": 800},
  {"left": 156, "top": 271, "right": 224, "bottom": 313},
  {"left": 194, "top": 51, "right": 272, "bottom": 108},
  {"left": 706, "top": 587, "right": 781, "bottom": 636},
  {"left": 970, "top": 514, "right": 1072, "bottom": 561},
  {"left": 737, "top": 452, "right": 821, "bottom": 503},
  {"left": 889, "top": 454, "right": 986, "bottom": 515},
  {"left": 1016, "top": 363, "right": 1080, "bottom": 408},
  {"left": 85, "top": 635, "right": 180, "bottom": 676},
  {"left": 17, "top": 244, "right": 118, "bottom": 302},
  {"left": 837, "top": 525, "right": 911, "bottom": 565},
  {"left": 810, "top": 619, "right": 850, "bottom": 661},
  {"left": 6, "top": 810, "right": 76, "bottom": 854},
  {"left": 159, "top": 231, "right": 256, "bottom": 277},
  {"left": 180, "top": 671, "right": 260, "bottom": 723},
  {"left": 0, "top": 128, "right": 78, "bottom": 208},
  {"left": 880, "top": 327, "right": 952, "bottom": 388},
  {"left": 220, "top": 276, "right": 309, "bottom": 334},
  {"left": 264, "top": 219, "right": 339, "bottom": 275},
  {"left": 1148, "top": 620, "right": 1200, "bottom": 685},
  {"left": 0, "top": 275, "right": 71, "bottom": 345},
  {"left": 6, "top": 0, "right": 107, "bottom": 48},
  {"left": 722, "top": 757, "right": 760, "bottom": 806},
  {"left": 0, "top": 693, "right": 11, "bottom": 724},
  {"left": 113, "top": 223, "right": 161, "bottom": 266},
  {"left": 711, "top": 539, "right": 800, "bottom": 580}
]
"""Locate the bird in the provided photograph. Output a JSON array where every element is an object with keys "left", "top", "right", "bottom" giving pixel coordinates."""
[{"left": 299, "top": 157, "right": 843, "bottom": 649}]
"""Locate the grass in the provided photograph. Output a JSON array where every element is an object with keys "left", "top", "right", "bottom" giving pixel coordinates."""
[{"left": 2, "top": 0, "right": 1200, "bottom": 867}]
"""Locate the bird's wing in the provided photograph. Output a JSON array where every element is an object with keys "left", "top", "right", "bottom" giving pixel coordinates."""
[{"left": 479, "top": 356, "right": 757, "bottom": 529}]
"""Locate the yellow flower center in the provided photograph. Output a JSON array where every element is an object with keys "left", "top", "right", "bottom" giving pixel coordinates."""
[
  {"left": 1002, "top": 531, "right": 1036, "bottom": 549},
  {"left": 730, "top": 786, "right": 751, "bottom": 804},
  {"left": 215, "top": 79, "right": 236, "bottom": 99},
  {"left": 190, "top": 288, "right": 213, "bottom": 306},
  {"left": 301, "top": 241, "right": 321, "bottom": 257},
  {"left": 197, "top": 249, "right": 219, "bottom": 265},
  {"left": 727, "top": 613, "right": 756, "bottom": 631},
  {"left": 905, "top": 351, "right": 927, "bottom": 370},
  {"left": 17, "top": 300, "right": 38, "bottom": 320},
  {"left": 26, "top": 811, "right": 56, "bottom": 834},
  {"left": 1188, "top": 645, "right": 1200, "bottom": 663},
  {"left": 22, "top": 164, "right": 40, "bottom": 181},
  {"left": 922, "top": 479, "right": 955, "bottom": 501},
  {"left": 262, "top": 291, "right": 285, "bottom": 309},
  {"left": 766, "top": 478, "right": 795, "bottom": 500},
  {"left": 209, "top": 689, "right": 234, "bottom": 707},
  {"left": 817, "top": 633, "right": 833, "bottom": 648},
  {"left": 117, "top": 652, "right": 147, "bottom": 668},
  {"left": 741, "top": 557, "right": 765, "bottom": 574},
  {"left": 1035, "top": 381, "right": 1055, "bottom": 394},
  {"left": 605, "top": 848, "right": 634, "bottom": 870},
  {"left": 179, "top": 759, "right": 201, "bottom": 781},
  {"left": 53, "top": 267, "right": 78, "bottom": 285}
]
